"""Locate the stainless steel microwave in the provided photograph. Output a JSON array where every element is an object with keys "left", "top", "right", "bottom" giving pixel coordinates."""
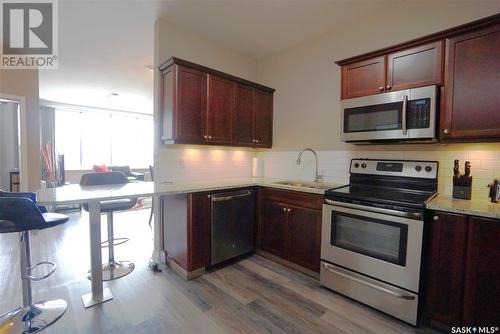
[{"left": 341, "top": 85, "right": 437, "bottom": 143}]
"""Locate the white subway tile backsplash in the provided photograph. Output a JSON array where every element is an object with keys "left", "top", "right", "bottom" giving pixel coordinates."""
[{"left": 257, "top": 148, "right": 500, "bottom": 200}]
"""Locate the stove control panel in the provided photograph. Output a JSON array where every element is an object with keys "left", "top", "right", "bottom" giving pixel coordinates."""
[{"left": 350, "top": 159, "right": 438, "bottom": 179}]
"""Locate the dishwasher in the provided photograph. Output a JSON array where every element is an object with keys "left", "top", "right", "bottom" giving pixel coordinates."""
[{"left": 211, "top": 189, "right": 255, "bottom": 266}]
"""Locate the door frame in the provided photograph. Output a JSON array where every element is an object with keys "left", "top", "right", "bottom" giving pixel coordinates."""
[{"left": 0, "top": 93, "right": 28, "bottom": 191}]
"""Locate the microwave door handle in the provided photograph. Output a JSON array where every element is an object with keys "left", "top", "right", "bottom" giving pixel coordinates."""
[{"left": 402, "top": 95, "right": 408, "bottom": 135}]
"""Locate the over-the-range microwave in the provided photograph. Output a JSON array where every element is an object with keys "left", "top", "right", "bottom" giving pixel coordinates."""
[{"left": 341, "top": 85, "right": 438, "bottom": 143}]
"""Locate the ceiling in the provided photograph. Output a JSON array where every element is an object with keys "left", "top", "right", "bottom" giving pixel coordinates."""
[{"left": 39, "top": 0, "right": 397, "bottom": 113}]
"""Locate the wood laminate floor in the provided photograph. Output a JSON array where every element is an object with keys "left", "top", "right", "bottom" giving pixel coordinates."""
[{"left": 0, "top": 210, "right": 440, "bottom": 334}]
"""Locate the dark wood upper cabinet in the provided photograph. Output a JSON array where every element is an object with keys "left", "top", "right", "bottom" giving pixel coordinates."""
[
  {"left": 253, "top": 89, "right": 273, "bottom": 148},
  {"left": 441, "top": 23, "right": 500, "bottom": 141},
  {"left": 463, "top": 217, "right": 500, "bottom": 325},
  {"left": 206, "top": 74, "right": 234, "bottom": 145},
  {"left": 425, "top": 211, "right": 469, "bottom": 326},
  {"left": 286, "top": 205, "right": 321, "bottom": 272},
  {"left": 159, "top": 57, "right": 274, "bottom": 147},
  {"left": 161, "top": 65, "right": 206, "bottom": 144},
  {"left": 260, "top": 199, "right": 287, "bottom": 258},
  {"left": 233, "top": 84, "right": 254, "bottom": 146},
  {"left": 387, "top": 40, "right": 443, "bottom": 91},
  {"left": 341, "top": 56, "right": 386, "bottom": 99},
  {"left": 232, "top": 84, "right": 273, "bottom": 148}
]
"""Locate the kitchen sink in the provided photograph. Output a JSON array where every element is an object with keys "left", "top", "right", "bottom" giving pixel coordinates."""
[{"left": 273, "top": 180, "right": 333, "bottom": 190}]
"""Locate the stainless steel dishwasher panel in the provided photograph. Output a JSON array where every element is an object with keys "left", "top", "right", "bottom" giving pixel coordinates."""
[{"left": 211, "top": 189, "right": 255, "bottom": 266}]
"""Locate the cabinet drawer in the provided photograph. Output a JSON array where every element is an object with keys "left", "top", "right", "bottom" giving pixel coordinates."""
[{"left": 260, "top": 187, "right": 323, "bottom": 210}]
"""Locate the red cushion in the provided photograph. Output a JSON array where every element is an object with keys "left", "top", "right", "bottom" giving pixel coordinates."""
[{"left": 93, "top": 165, "right": 110, "bottom": 173}]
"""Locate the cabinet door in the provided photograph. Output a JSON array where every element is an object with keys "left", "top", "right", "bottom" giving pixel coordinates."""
[
  {"left": 387, "top": 41, "right": 443, "bottom": 91},
  {"left": 160, "top": 66, "right": 175, "bottom": 142},
  {"left": 206, "top": 74, "right": 234, "bottom": 145},
  {"left": 441, "top": 23, "right": 500, "bottom": 140},
  {"left": 260, "top": 200, "right": 287, "bottom": 258},
  {"left": 341, "top": 56, "right": 385, "bottom": 99},
  {"left": 253, "top": 89, "right": 273, "bottom": 148},
  {"left": 175, "top": 66, "right": 206, "bottom": 144},
  {"left": 425, "top": 212, "right": 468, "bottom": 326},
  {"left": 286, "top": 206, "right": 321, "bottom": 272},
  {"left": 232, "top": 84, "right": 254, "bottom": 146},
  {"left": 463, "top": 217, "right": 500, "bottom": 325},
  {"left": 188, "top": 192, "right": 211, "bottom": 271}
]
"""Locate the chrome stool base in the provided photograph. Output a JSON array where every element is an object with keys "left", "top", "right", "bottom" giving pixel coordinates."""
[
  {"left": 87, "top": 260, "right": 135, "bottom": 281},
  {"left": 0, "top": 299, "right": 67, "bottom": 334}
]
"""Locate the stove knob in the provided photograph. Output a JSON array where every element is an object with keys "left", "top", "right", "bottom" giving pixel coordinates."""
[
  {"left": 354, "top": 163, "right": 360, "bottom": 168},
  {"left": 415, "top": 165, "right": 422, "bottom": 172},
  {"left": 361, "top": 163, "right": 367, "bottom": 169},
  {"left": 425, "top": 166, "right": 433, "bottom": 173}
]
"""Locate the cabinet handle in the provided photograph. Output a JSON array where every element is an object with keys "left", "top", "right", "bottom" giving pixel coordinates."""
[
  {"left": 433, "top": 215, "right": 439, "bottom": 221},
  {"left": 287, "top": 208, "right": 291, "bottom": 212},
  {"left": 443, "top": 129, "right": 450, "bottom": 135},
  {"left": 203, "top": 135, "right": 208, "bottom": 139},
  {"left": 379, "top": 86, "right": 384, "bottom": 92},
  {"left": 282, "top": 207, "right": 287, "bottom": 212},
  {"left": 208, "top": 135, "right": 212, "bottom": 139},
  {"left": 256, "top": 139, "right": 259, "bottom": 143},
  {"left": 386, "top": 85, "right": 392, "bottom": 90}
]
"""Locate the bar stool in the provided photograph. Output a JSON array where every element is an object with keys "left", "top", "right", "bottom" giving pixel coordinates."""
[
  {"left": 80, "top": 172, "right": 137, "bottom": 281},
  {"left": 0, "top": 196, "right": 69, "bottom": 334}
]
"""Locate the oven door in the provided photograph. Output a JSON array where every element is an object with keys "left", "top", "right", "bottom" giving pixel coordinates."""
[
  {"left": 341, "top": 85, "right": 436, "bottom": 142},
  {"left": 321, "top": 201, "right": 424, "bottom": 292}
]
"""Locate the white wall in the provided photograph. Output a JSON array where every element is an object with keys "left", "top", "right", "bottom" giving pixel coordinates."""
[
  {"left": 0, "top": 70, "right": 41, "bottom": 191},
  {"left": 256, "top": 2, "right": 500, "bottom": 151},
  {"left": 154, "top": 19, "right": 258, "bottom": 183},
  {"left": 254, "top": 3, "right": 500, "bottom": 200}
]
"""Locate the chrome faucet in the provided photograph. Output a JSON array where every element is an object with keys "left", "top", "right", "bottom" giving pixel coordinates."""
[{"left": 296, "top": 148, "right": 323, "bottom": 183}]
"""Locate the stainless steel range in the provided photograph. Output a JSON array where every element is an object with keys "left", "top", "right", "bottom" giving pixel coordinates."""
[{"left": 321, "top": 159, "right": 438, "bottom": 325}]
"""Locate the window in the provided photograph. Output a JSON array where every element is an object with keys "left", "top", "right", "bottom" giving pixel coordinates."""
[{"left": 55, "top": 108, "right": 153, "bottom": 170}]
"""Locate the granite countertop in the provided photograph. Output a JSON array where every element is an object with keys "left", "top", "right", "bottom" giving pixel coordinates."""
[
  {"left": 156, "top": 177, "right": 337, "bottom": 196},
  {"left": 36, "top": 177, "right": 337, "bottom": 205},
  {"left": 427, "top": 194, "right": 500, "bottom": 220}
]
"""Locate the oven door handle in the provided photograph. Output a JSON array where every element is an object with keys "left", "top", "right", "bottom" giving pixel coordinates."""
[
  {"left": 322, "top": 263, "right": 416, "bottom": 300},
  {"left": 324, "top": 199, "right": 422, "bottom": 219}
]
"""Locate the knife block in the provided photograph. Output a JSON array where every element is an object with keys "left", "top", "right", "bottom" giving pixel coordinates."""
[{"left": 453, "top": 175, "right": 472, "bottom": 200}]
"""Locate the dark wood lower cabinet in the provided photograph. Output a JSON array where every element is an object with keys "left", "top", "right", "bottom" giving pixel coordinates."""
[
  {"left": 463, "top": 217, "right": 500, "bottom": 325},
  {"left": 259, "top": 188, "right": 322, "bottom": 272},
  {"left": 260, "top": 200, "right": 287, "bottom": 258},
  {"left": 425, "top": 211, "right": 500, "bottom": 328},
  {"left": 286, "top": 205, "right": 321, "bottom": 272}
]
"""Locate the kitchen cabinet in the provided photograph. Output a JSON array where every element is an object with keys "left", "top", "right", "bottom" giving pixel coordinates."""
[
  {"left": 160, "top": 65, "right": 206, "bottom": 144},
  {"left": 286, "top": 205, "right": 322, "bottom": 272},
  {"left": 260, "top": 200, "right": 288, "bottom": 258},
  {"left": 205, "top": 74, "right": 234, "bottom": 145},
  {"left": 340, "top": 41, "right": 443, "bottom": 99},
  {"left": 440, "top": 23, "right": 500, "bottom": 141},
  {"left": 159, "top": 57, "right": 274, "bottom": 147},
  {"left": 425, "top": 211, "right": 500, "bottom": 327},
  {"left": 425, "top": 212, "right": 468, "bottom": 326},
  {"left": 341, "top": 56, "right": 386, "bottom": 99},
  {"left": 259, "top": 188, "right": 322, "bottom": 272},
  {"left": 462, "top": 217, "right": 500, "bottom": 325},
  {"left": 252, "top": 89, "right": 273, "bottom": 148},
  {"left": 232, "top": 84, "right": 273, "bottom": 148},
  {"left": 386, "top": 41, "right": 443, "bottom": 91}
]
